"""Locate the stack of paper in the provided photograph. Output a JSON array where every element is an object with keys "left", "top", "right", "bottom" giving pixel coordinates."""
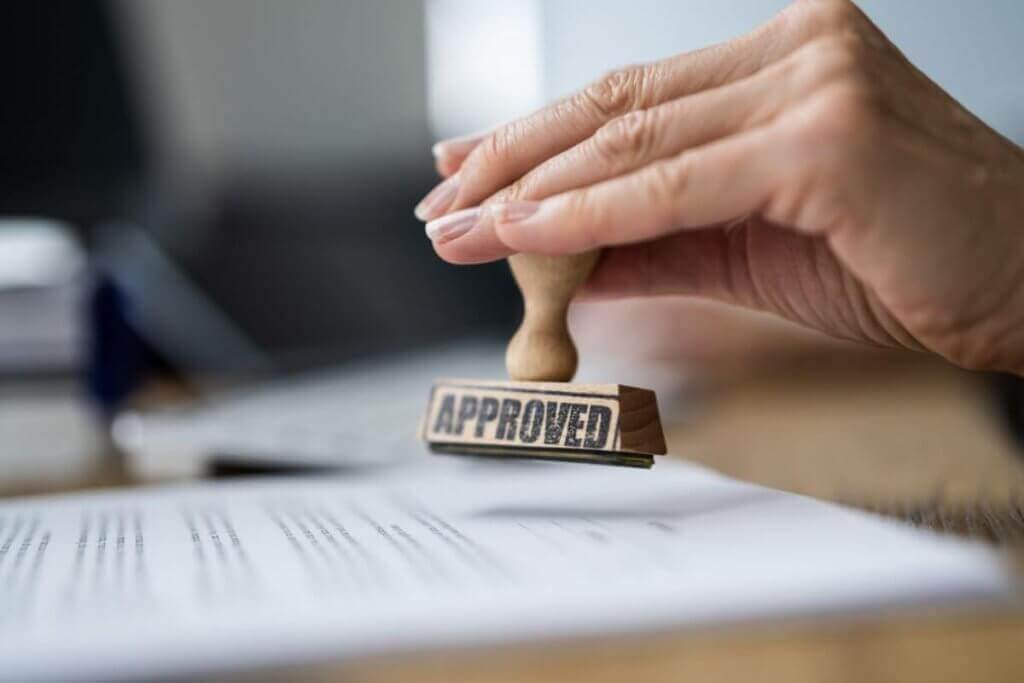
[{"left": 0, "top": 455, "right": 1011, "bottom": 680}]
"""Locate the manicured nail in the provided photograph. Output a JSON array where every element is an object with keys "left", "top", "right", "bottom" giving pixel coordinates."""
[
  {"left": 493, "top": 200, "right": 541, "bottom": 223},
  {"left": 414, "top": 173, "right": 460, "bottom": 221},
  {"left": 432, "top": 133, "right": 485, "bottom": 160},
  {"left": 425, "top": 207, "right": 482, "bottom": 244}
]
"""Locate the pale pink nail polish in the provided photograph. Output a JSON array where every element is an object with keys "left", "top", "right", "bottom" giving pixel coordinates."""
[
  {"left": 425, "top": 207, "right": 482, "bottom": 244},
  {"left": 414, "top": 173, "right": 460, "bottom": 221},
  {"left": 494, "top": 201, "right": 541, "bottom": 223}
]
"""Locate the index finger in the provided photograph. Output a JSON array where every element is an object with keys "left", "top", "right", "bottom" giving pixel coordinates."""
[
  {"left": 427, "top": 123, "right": 784, "bottom": 265},
  {"left": 492, "top": 124, "right": 784, "bottom": 255},
  {"left": 444, "top": 1, "right": 843, "bottom": 213}
]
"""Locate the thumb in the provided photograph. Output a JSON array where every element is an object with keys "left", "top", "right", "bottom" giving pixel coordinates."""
[
  {"left": 581, "top": 220, "right": 917, "bottom": 352},
  {"left": 580, "top": 227, "right": 751, "bottom": 303}
]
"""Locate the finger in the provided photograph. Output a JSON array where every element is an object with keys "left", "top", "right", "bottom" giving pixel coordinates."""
[
  {"left": 439, "top": 1, "right": 849, "bottom": 214},
  {"left": 430, "top": 125, "right": 778, "bottom": 263},
  {"left": 580, "top": 220, "right": 810, "bottom": 310},
  {"left": 435, "top": 154, "right": 463, "bottom": 178},
  {"left": 581, "top": 221, "right": 922, "bottom": 353},
  {"left": 493, "top": 44, "right": 819, "bottom": 205},
  {"left": 432, "top": 133, "right": 486, "bottom": 177},
  {"left": 490, "top": 124, "right": 785, "bottom": 256},
  {"left": 427, "top": 208, "right": 513, "bottom": 265},
  {"left": 579, "top": 229, "right": 743, "bottom": 302}
]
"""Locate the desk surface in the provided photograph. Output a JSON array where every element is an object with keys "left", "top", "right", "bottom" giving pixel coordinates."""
[{"left": 6, "top": 349, "right": 1024, "bottom": 682}]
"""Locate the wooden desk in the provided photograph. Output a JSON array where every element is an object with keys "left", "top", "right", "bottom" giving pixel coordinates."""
[
  {"left": 6, "top": 352, "right": 1024, "bottom": 682},
  {"left": 675, "top": 351, "right": 1024, "bottom": 541}
]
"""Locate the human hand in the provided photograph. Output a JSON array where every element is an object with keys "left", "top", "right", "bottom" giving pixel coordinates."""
[{"left": 415, "top": 0, "right": 1024, "bottom": 374}]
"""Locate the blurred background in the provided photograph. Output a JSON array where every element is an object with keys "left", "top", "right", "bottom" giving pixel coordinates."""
[{"left": 3, "top": 0, "right": 1024, "bottom": 489}]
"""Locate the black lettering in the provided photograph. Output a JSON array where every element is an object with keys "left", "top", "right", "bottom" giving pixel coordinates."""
[
  {"left": 543, "top": 402, "right": 570, "bottom": 445},
  {"left": 495, "top": 399, "right": 522, "bottom": 441},
  {"left": 583, "top": 405, "right": 611, "bottom": 448},
  {"left": 432, "top": 394, "right": 455, "bottom": 434},
  {"left": 519, "top": 400, "right": 544, "bottom": 443},
  {"left": 564, "top": 403, "right": 588, "bottom": 447},
  {"left": 454, "top": 396, "right": 478, "bottom": 436},
  {"left": 475, "top": 397, "right": 500, "bottom": 438}
]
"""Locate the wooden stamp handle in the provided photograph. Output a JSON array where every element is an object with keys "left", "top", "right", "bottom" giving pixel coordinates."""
[{"left": 506, "top": 251, "right": 600, "bottom": 382}]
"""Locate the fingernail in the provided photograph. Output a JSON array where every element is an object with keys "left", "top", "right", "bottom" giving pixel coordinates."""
[
  {"left": 432, "top": 133, "right": 485, "bottom": 160},
  {"left": 414, "top": 173, "right": 460, "bottom": 221},
  {"left": 493, "top": 200, "right": 541, "bottom": 224},
  {"left": 425, "top": 207, "right": 482, "bottom": 244}
]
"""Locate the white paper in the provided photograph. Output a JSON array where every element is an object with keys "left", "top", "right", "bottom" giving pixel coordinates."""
[{"left": 0, "top": 455, "right": 1011, "bottom": 680}]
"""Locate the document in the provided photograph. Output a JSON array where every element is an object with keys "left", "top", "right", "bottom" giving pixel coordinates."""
[{"left": 0, "top": 456, "right": 1011, "bottom": 680}]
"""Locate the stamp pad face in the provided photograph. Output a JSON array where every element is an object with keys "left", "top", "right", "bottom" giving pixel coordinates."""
[{"left": 422, "top": 379, "right": 666, "bottom": 468}]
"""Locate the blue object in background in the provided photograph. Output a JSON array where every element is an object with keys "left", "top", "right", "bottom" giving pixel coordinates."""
[{"left": 87, "top": 275, "right": 172, "bottom": 415}]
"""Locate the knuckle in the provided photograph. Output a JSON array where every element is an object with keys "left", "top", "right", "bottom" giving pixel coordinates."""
[
  {"left": 469, "top": 125, "right": 519, "bottom": 173},
  {"left": 788, "top": 83, "right": 879, "bottom": 163},
  {"left": 580, "top": 64, "right": 649, "bottom": 119},
  {"left": 788, "top": 0, "right": 862, "bottom": 36},
  {"left": 644, "top": 158, "right": 689, "bottom": 222},
  {"left": 481, "top": 128, "right": 510, "bottom": 164},
  {"left": 798, "top": 32, "right": 871, "bottom": 88},
  {"left": 593, "top": 110, "right": 658, "bottom": 169}
]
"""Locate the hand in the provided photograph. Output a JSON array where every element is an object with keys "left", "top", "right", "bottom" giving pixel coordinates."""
[{"left": 414, "top": 0, "right": 1024, "bottom": 374}]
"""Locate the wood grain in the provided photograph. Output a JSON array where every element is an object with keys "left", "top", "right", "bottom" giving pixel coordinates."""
[
  {"left": 250, "top": 611, "right": 1024, "bottom": 683},
  {"left": 505, "top": 251, "right": 600, "bottom": 382},
  {"left": 667, "top": 351, "right": 1024, "bottom": 540}
]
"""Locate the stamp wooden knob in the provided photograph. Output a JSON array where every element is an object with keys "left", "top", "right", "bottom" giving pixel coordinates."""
[{"left": 506, "top": 251, "right": 600, "bottom": 382}]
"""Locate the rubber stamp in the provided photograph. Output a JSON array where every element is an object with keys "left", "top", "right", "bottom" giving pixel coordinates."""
[{"left": 424, "top": 251, "right": 667, "bottom": 467}]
